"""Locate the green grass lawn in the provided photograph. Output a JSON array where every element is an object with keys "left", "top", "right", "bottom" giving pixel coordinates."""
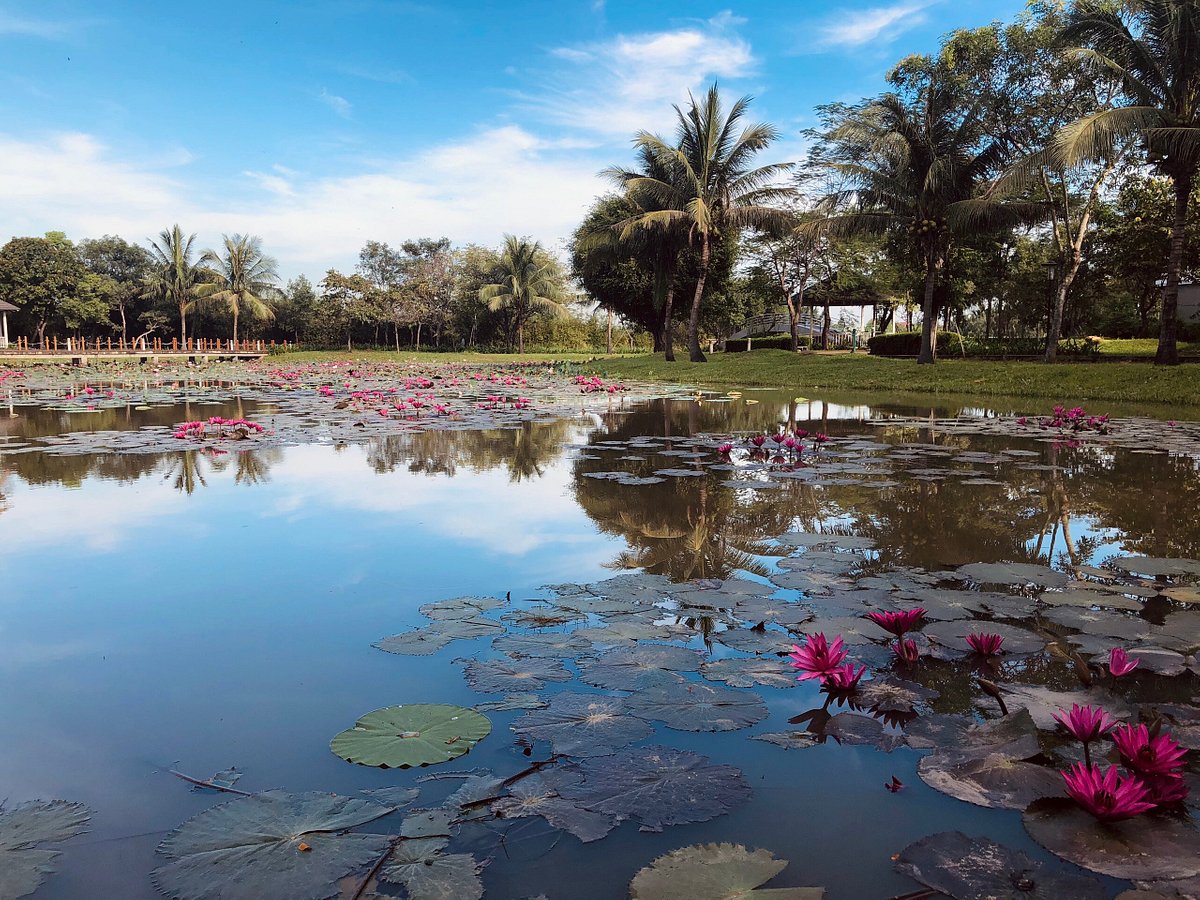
[
  {"left": 1094, "top": 338, "right": 1200, "bottom": 357},
  {"left": 576, "top": 350, "right": 1200, "bottom": 407}
]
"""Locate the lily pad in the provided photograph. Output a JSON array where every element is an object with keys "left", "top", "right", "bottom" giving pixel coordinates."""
[
  {"left": 557, "top": 746, "right": 751, "bottom": 832},
  {"left": 152, "top": 791, "right": 395, "bottom": 900},
  {"left": 1024, "top": 797, "right": 1200, "bottom": 880},
  {"left": 918, "top": 739, "right": 1061, "bottom": 810},
  {"left": 700, "top": 656, "right": 797, "bottom": 689},
  {"left": 491, "top": 631, "right": 593, "bottom": 659},
  {"left": 474, "top": 693, "right": 548, "bottom": 711},
  {"left": 1109, "top": 557, "right": 1200, "bottom": 579},
  {"left": 331, "top": 704, "right": 491, "bottom": 768},
  {"left": 630, "top": 843, "right": 824, "bottom": 899},
  {"left": 922, "top": 620, "right": 1046, "bottom": 656},
  {"left": 0, "top": 800, "right": 91, "bottom": 900},
  {"left": 896, "top": 831, "right": 1105, "bottom": 899},
  {"left": 752, "top": 731, "right": 822, "bottom": 751},
  {"left": 380, "top": 838, "right": 483, "bottom": 900},
  {"left": 958, "top": 562, "right": 1068, "bottom": 589},
  {"left": 459, "top": 655, "right": 571, "bottom": 693},
  {"left": 577, "top": 645, "right": 701, "bottom": 691},
  {"left": 419, "top": 595, "right": 504, "bottom": 620},
  {"left": 490, "top": 770, "right": 616, "bottom": 843},
  {"left": 626, "top": 682, "right": 769, "bottom": 732},
  {"left": 511, "top": 692, "right": 653, "bottom": 757}
]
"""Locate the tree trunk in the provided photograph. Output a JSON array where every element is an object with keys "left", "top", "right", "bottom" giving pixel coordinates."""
[
  {"left": 984, "top": 297, "right": 991, "bottom": 341},
  {"left": 1157, "top": 171, "right": 1191, "bottom": 365},
  {"left": 119, "top": 302, "right": 128, "bottom": 342},
  {"left": 37, "top": 321, "right": 46, "bottom": 349},
  {"left": 179, "top": 305, "right": 187, "bottom": 346},
  {"left": 517, "top": 319, "right": 524, "bottom": 354},
  {"left": 687, "top": 235, "right": 710, "bottom": 363},
  {"left": 821, "top": 299, "right": 831, "bottom": 350},
  {"left": 416, "top": 322, "right": 422, "bottom": 352},
  {"left": 232, "top": 309, "right": 239, "bottom": 346},
  {"left": 787, "top": 288, "right": 802, "bottom": 352},
  {"left": 662, "top": 283, "right": 676, "bottom": 362},
  {"left": 606, "top": 306, "right": 612, "bottom": 354},
  {"left": 917, "top": 249, "right": 941, "bottom": 365},
  {"left": 1045, "top": 275, "right": 1070, "bottom": 362}
]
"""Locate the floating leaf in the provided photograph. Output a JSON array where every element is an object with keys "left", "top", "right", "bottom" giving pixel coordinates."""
[
  {"left": 752, "top": 731, "right": 821, "bottom": 751},
  {"left": 922, "top": 620, "right": 1046, "bottom": 656},
  {"left": 152, "top": 791, "right": 394, "bottom": 900},
  {"left": 475, "top": 693, "right": 548, "bottom": 712},
  {"left": 1109, "top": 557, "right": 1200, "bottom": 579},
  {"left": 511, "top": 692, "right": 653, "bottom": 757},
  {"left": 459, "top": 655, "right": 571, "bottom": 693},
  {"left": 958, "top": 562, "right": 1068, "bottom": 589},
  {"left": 896, "top": 831, "right": 1105, "bottom": 900},
  {"left": 577, "top": 645, "right": 701, "bottom": 691},
  {"left": 627, "top": 682, "right": 769, "bottom": 732},
  {"left": 380, "top": 838, "right": 483, "bottom": 900},
  {"left": 630, "top": 843, "right": 824, "bottom": 899},
  {"left": 0, "top": 800, "right": 91, "bottom": 900},
  {"left": 918, "top": 723, "right": 1061, "bottom": 811},
  {"left": 491, "top": 770, "right": 616, "bottom": 843},
  {"left": 700, "top": 656, "right": 797, "bottom": 689},
  {"left": 1024, "top": 797, "right": 1200, "bottom": 880},
  {"left": 374, "top": 627, "right": 453, "bottom": 656},
  {"left": 331, "top": 704, "right": 491, "bottom": 768},
  {"left": 557, "top": 746, "right": 751, "bottom": 832},
  {"left": 419, "top": 595, "right": 504, "bottom": 620},
  {"left": 491, "top": 631, "right": 593, "bottom": 659}
]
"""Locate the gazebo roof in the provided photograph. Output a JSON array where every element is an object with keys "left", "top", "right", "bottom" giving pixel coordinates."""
[{"left": 0, "top": 300, "right": 17, "bottom": 312}]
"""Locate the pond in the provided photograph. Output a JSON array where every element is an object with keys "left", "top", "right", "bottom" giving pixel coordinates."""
[{"left": 1, "top": 363, "right": 1198, "bottom": 899}]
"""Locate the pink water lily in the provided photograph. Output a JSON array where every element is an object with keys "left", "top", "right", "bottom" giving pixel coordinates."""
[
  {"left": 866, "top": 608, "right": 925, "bottom": 637},
  {"left": 789, "top": 633, "right": 848, "bottom": 682},
  {"left": 717, "top": 443, "right": 733, "bottom": 455},
  {"left": 1062, "top": 763, "right": 1156, "bottom": 821},
  {"left": 1142, "top": 772, "right": 1190, "bottom": 807},
  {"left": 1053, "top": 704, "right": 1117, "bottom": 743},
  {"left": 1111, "top": 723, "right": 1188, "bottom": 776},
  {"left": 824, "top": 662, "right": 866, "bottom": 691},
  {"left": 1108, "top": 647, "right": 1140, "bottom": 677},
  {"left": 966, "top": 632, "right": 1004, "bottom": 656}
]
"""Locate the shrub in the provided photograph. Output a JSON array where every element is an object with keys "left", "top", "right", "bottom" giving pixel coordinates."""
[
  {"left": 726, "top": 335, "right": 812, "bottom": 352},
  {"left": 867, "top": 331, "right": 965, "bottom": 357}
]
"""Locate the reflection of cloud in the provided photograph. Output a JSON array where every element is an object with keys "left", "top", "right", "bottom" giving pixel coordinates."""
[
  {"left": 0, "top": 478, "right": 188, "bottom": 552},
  {"left": 265, "top": 442, "right": 606, "bottom": 559}
]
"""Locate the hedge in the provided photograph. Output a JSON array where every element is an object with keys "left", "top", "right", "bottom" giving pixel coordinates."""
[
  {"left": 867, "top": 332, "right": 965, "bottom": 357},
  {"left": 867, "top": 332, "right": 1101, "bottom": 358},
  {"left": 726, "top": 335, "right": 812, "bottom": 352}
]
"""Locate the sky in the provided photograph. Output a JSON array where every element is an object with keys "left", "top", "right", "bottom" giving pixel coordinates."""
[{"left": 1, "top": 0, "right": 1026, "bottom": 280}]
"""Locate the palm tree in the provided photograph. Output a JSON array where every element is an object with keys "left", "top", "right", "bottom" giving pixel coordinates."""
[
  {"left": 1057, "top": 0, "right": 1200, "bottom": 365},
  {"left": 479, "top": 236, "right": 567, "bottom": 354},
  {"left": 809, "top": 81, "right": 1011, "bottom": 363},
  {"left": 602, "top": 146, "right": 692, "bottom": 361},
  {"left": 622, "top": 85, "right": 793, "bottom": 362},
  {"left": 145, "top": 225, "right": 202, "bottom": 344},
  {"left": 194, "top": 234, "right": 279, "bottom": 344}
]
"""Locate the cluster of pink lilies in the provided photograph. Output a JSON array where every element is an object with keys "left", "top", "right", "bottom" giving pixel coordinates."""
[
  {"left": 1016, "top": 405, "right": 1111, "bottom": 435},
  {"left": 173, "top": 416, "right": 266, "bottom": 440},
  {"left": 573, "top": 375, "right": 629, "bottom": 394},
  {"left": 63, "top": 385, "right": 117, "bottom": 404},
  {"left": 1054, "top": 702, "right": 1189, "bottom": 821},
  {"left": 718, "top": 430, "right": 830, "bottom": 461},
  {"left": 0, "top": 370, "right": 24, "bottom": 385}
]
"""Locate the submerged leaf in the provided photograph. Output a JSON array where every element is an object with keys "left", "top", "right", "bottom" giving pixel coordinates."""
[
  {"left": 557, "top": 746, "right": 751, "bottom": 832},
  {"left": 331, "top": 704, "right": 491, "bottom": 768},
  {"left": 0, "top": 800, "right": 91, "bottom": 900},
  {"left": 630, "top": 843, "right": 824, "bottom": 899},
  {"left": 152, "top": 791, "right": 394, "bottom": 900},
  {"left": 896, "top": 831, "right": 1105, "bottom": 899}
]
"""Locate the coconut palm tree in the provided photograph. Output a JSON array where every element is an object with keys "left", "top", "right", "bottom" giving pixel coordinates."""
[
  {"left": 479, "top": 236, "right": 567, "bottom": 354},
  {"left": 193, "top": 234, "right": 279, "bottom": 344},
  {"left": 600, "top": 145, "right": 693, "bottom": 361},
  {"left": 808, "top": 81, "right": 1012, "bottom": 363},
  {"left": 145, "top": 225, "right": 202, "bottom": 344},
  {"left": 1056, "top": 0, "right": 1200, "bottom": 365},
  {"left": 622, "top": 85, "right": 793, "bottom": 362}
]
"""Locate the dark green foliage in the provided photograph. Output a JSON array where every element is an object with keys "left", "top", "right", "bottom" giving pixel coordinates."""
[
  {"left": 868, "top": 331, "right": 966, "bottom": 357},
  {"left": 725, "top": 335, "right": 810, "bottom": 352}
]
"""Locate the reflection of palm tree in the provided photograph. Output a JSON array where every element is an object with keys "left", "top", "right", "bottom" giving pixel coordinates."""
[
  {"left": 162, "top": 451, "right": 208, "bottom": 495},
  {"left": 234, "top": 449, "right": 280, "bottom": 486},
  {"left": 0, "top": 468, "right": 10, "bottom": 516}
]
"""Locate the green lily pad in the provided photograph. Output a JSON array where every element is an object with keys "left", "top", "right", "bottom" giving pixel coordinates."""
[
  {"left": 331, "top": 704, "right": 491, "bottom": 768},
  {"left": 630, "top": 843, "right": 824, "bottom": 899},
  {"left": 0, "top": 800, "right": 91, "bottom": 900}
]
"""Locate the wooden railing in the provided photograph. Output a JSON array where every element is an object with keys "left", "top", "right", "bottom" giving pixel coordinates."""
[{"left": 1, "top": 337, "right": 288, "bottom": 354}]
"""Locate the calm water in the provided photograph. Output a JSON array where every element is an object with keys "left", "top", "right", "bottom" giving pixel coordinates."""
[{"left": 1, "top": 389, "right": 1197, "bottom": 899}]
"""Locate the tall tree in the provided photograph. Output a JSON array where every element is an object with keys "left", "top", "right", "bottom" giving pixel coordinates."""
[
  {"left": 808, "top": 76, "right": 1013, "bottom": 363},
  {"left": 145, "top": 225, "right": 203, "bottom": 344},
  {"left": 0, "top": 234, "right": 89, "bottom": 346},
  {"left": 621, "top": 85, "right": 793, "bottom": 361},
  {"left": 78, "top": 235, "right": 154, "bottom": 341},
  {"left": 479, "top": 236, "right": 568, "bottom": 354},
  {"left": 1057, "top": 0, "right": 1200, "bottom": 364},
  {"left": 194, "top": 234, "right": 279, "bottom": 343}
]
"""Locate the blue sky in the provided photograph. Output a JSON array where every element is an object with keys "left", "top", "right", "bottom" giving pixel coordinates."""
[{"left": 2, "top": 0, "right": 1025, "bottom": 278}]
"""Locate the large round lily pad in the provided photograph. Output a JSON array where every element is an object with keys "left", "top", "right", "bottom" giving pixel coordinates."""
[
  {"left": 896, "top": 831, "right": 1105, "bottom": 899},
  {"left": 627, "top": 682, "right": 769, "bottom": 732},
  {"left": 630, "top": 843, "right": 824, "bottom": 899},
  {"left": 152, "top": 791, "right": 395, "bottom": 900},
  {"left": 511, "top": 692, "right": 653, "bottom": 757},
  {"left": 331, "top": 704, "right": 491, "bottom": 768},
  {"left": 1024, "top": 798, "right": 1200, "bottom": 880},
  {"left": 0, "top": 800, "right": 91, "bottom": 900}
]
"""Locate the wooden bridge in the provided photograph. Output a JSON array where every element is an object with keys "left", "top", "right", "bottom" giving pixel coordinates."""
[{"left": 0, "top": 336, "right": 288, "bottom": 365}]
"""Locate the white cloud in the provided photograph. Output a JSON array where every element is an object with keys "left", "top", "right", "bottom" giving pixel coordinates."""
[
  {"left": 0, "top": 10, "right": 87, "bottom": 39},
  {"left": 815, "top": 1, "right": 935, "bottom": 49},
  {"left": 523, "top": 13, "right": 756, "bottom": 140},
  {"left": 0, "top": 125, "right": 606, "bottom": 277},
  {"left": 318, "top": 88, "right": 352, "bottom": 117}
]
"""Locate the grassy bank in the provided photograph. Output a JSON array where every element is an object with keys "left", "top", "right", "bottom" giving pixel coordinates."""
[{"left": 578, "top": 350, "right": 1200, "bottom": 406}]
